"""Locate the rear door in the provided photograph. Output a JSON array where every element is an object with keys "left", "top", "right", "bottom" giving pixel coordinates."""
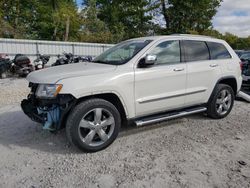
[{"left": 183, "top": 40, "right": 222, "bottom": 106}]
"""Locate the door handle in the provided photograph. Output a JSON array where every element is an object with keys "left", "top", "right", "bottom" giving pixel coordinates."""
[
  {"left": 210, "top": 64, "right": 218, "bottom": 67},
  {"left": 173, "top": 68, "right": 184, "bottom": 72}
]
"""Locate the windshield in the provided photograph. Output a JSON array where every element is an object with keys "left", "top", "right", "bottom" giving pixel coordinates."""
[{"left": 92, "top": 40, "right": 152, "bottom": 65}]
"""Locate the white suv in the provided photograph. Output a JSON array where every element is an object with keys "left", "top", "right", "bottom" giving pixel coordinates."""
[{"left": 21, "top": 35, "right": 242, "bottom": 152}]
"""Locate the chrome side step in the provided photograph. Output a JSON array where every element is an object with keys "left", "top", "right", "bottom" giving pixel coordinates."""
[
  {"left": 237, "top": 91, "right": 250, "bottom": 103},
  {"left": 135, "top": 107, "right": 207, "bottom": 127}
]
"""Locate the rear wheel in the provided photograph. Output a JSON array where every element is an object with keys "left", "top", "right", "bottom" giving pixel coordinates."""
[
  {"left": 66, "top": 98, "right": 121, "bottom": 152},
  {"left": 207, "top": 84, "right": 235, "bottom": 119}
]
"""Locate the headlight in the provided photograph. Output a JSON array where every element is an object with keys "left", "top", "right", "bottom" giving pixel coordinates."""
[{"left": 36, "top": 84, "right": 63, "bottom": 98}]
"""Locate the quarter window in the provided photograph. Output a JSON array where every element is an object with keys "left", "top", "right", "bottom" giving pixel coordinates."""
[
  {"left": 183, "top": 40, "right": 209, "bottom": 62},
  {"left": 149, "top": 40, "right": 181, "bottom": 65},
  {"left": 207, "top": 42, "right": 232, "bottom": 59}
]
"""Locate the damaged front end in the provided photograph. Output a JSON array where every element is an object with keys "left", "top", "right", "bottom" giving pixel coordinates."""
[{"left": 21, "top": 82, "right": 76, "bottom": 131}]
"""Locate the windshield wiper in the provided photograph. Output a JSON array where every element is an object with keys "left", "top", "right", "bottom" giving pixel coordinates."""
[{"left": 91, "top": 60, "right": 107, "bottom": 64}]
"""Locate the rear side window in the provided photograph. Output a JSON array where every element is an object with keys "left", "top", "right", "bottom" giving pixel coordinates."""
[
  {"left": 182, "top": 40, "right": 209, "bottom": 62},
  {"left": 207, "top": 42, "right": 232, "bottom": 59}
]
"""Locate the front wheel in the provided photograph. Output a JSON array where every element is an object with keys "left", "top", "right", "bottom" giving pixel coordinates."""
[
  {"left": 66, "top": 98, "right": 121, "bottom": 152},
  {"left": 207, "top": 84, "right": 235, "bottom": 119}
]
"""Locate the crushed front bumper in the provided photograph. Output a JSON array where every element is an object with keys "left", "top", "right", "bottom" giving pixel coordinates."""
[
  {"left": 21, "top": 99, "right": 45, "bottom": 123},
  {"left": 21, "top": 83, "right": 76, "bottom": 131}
]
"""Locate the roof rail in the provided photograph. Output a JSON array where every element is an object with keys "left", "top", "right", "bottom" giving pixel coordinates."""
[{"left": 170, "top": 34, "right": 214, "bottom": 38}]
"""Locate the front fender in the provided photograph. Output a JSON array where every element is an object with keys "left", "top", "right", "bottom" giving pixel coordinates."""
[{"left": 56, "top": 70, "right": 135, "bottom": 118}]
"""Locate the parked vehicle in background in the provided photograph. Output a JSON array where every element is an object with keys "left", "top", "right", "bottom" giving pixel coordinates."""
[
  {"left": 33, "top": 54, "right": 50, "bottom": 70},
  {"left": 51, "top": 52, "right": 74, "bottom": 66},
  {"left": 235, "top": 50, "right": 245, "bottom": 57},
  {"left": 241, "top": 60, "right": 250, "bottom": 88},
  {"left": 234, "top": 50, "right": 250, "bottom": 88},
  {"left": 0, "top": 54, "right": 11, "bottom": 78},
  {"left": 235, "top": 50, "right": 250, "bottom": 59},
  {"left": 21, "top": 35, "right": 242, "bottom": 152},
  {"left": 52, "top": 52, "right": 93, "bottom": 66},
  {"left": 74, "top": 55, "right": 93, "bottom": 63},
  {"left": 10, "top": 54, "right": 34, "bottom": 77},
  {"left": 240, "top": 52, "right": 250, "bottom": 61}
]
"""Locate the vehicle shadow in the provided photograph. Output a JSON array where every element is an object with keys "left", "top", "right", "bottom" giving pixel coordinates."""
[
  {"left": 0, "top": 108, "right": 78, "bottom": 154},
  {"left": 0, "top": 107, "right": 207, "bottom": 154}
]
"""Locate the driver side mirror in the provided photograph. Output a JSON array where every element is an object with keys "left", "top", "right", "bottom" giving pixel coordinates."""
[{"left": 138, "top": 54, "right": 157, "bottom": 68}]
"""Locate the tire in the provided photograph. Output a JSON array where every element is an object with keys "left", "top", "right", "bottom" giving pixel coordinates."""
[
  {"left": 66, "top": 98, "right": 121, "bottom": 152},
  {"left": 207, "top": 84, "right": 235, "bottom": 119}
]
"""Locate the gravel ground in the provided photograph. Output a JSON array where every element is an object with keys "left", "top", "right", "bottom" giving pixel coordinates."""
[
  {"left": 0, "top": 78, "right": 250, "bottom": 188},
  {"left": 0, "top": 78, "right": 29, "bottom": 106}
]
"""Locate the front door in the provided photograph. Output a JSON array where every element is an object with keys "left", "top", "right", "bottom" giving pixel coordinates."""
[{"left": 134, "top": 40, "right": 187, "bottom": 117}]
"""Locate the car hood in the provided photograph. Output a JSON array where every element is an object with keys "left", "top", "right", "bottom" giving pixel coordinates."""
[{"left": 27, "top": 62, "right": 117, "bottom": 83}]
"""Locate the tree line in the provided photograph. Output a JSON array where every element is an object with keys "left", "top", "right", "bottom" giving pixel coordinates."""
[{"left": 0, "top": 0, "right": 249, "bottom": 49}]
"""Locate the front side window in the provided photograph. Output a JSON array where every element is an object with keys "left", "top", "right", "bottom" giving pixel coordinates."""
[
  {"left": 183, "top": 40, "right": 209, "bottom": 62},
  {"left": 93, "top": 40, "right": 152, "bottom": 65},
  {"left": 149, "top": 40, "right": 181, "bottom": 65},
  {"left": 207, "top": 42, "right": 232, "bottom": 59}
]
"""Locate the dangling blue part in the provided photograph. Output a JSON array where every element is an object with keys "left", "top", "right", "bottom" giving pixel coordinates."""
[{"left": 37, "top": 105, "right": 61, "bottom": 131}]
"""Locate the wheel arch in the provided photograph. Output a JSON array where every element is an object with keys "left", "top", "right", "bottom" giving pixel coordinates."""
[
  {"left": 60, "top": 92, "right": 129, "bottom": 129},
  {"left": 207, "top": 76, "right": 238, "bottom": 104},
  {"left": 216, "top": 76, "right": 238, "bottom": 96},
  {"left": 75, "top": 92, "right": 128, "bottom": 126}
]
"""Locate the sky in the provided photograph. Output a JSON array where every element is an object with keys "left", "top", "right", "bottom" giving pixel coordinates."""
[
  {"left": 76, "top": 0, "right": 82, "bottom": 7},
  {"left": 213, "top": 0, "right": 250, "bottom": 37},
  {"left": 76, "top": 0, "right": 250, "bottom": 38}
]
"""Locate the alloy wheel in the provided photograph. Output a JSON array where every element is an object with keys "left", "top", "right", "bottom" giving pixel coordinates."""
[
  {"left": 215, "top": 89, "right": 232, "bottom": 116},
  {"left": 78, "top": 108, "right": 115, "bottom": 147}
]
